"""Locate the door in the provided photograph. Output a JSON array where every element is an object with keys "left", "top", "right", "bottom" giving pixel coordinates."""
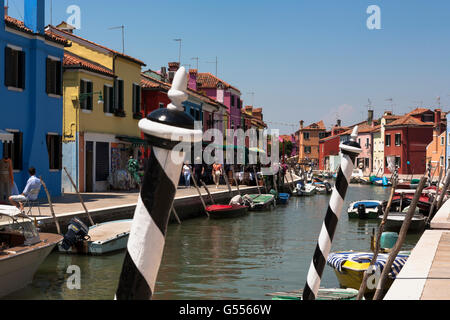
[{"left": 86, "top": 141, "right": 94, "bottom": 192}]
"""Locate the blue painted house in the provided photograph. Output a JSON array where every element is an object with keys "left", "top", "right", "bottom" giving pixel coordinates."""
[{"left": 0, "top": 0, "right": 68, "bottom": 198}]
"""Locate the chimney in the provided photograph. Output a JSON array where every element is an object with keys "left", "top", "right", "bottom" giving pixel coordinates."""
[
  {"left": 188, "top": 69, "right": 198, "bottom": 91},
  {"left": 160, "top": 67, "right": 167, "bottom": 82},
  {"left": 434, "top": 109, "right": 441, "bottom": 130},
  {"left": 168, "top": 62, "right": 180, "bottom": 83},
  {"left": 24, "top": 0, "right": 45, "bottom": 35},
  {"left": 300, "top": 120, "right": 304, "bottom": 129},
  {"left": 368, "top": 109, "right": 374, "bottom": 126},
  {"left": 337, "top": 119, "right": 342, "bottom": 127}
]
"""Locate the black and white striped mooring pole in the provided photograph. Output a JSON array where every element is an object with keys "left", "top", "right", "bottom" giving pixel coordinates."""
[
  {"left": 303, "top": 126, "right": 361, "bottom": 300},
  {"left": 115, "top": 67, "right": 202, "bottom": 300}
]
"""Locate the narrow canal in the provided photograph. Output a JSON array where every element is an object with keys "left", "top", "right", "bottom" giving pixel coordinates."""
[{"left": 3, "top": 185, "right": 421, "bottom": 300}]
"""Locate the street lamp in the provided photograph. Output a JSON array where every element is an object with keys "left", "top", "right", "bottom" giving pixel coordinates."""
[{"left": 79, "top": 91, "right": 104, "bottom": 105}]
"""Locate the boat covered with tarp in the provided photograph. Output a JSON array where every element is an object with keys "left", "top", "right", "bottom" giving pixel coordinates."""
[
  {"left": 347, "top": 200, "right": 383, "bottom": 219},
  {"left": 243, "top": 194, "right": 275, "bottom": 211},
  {"left": 327, "top": 251, "right": 409, "bottom": 297}
]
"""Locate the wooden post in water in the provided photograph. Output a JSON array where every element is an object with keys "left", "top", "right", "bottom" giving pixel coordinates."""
[
  {"left": 39, "top": 177, "right": 61, "bottom": 235},
  {"left": 372, "top": 176, "right": 427, "bottom": 300},
  {"left": 63, "top": 167, "right": 95, "bottom": 226},
  {"left": 201, "top": 180, "right": 215, "bottom": 205},
  {"left": 356, "top": 177, "right": 398, "bottom": 300},
  {"left": 222, "top": 169, "right": 233, "bottom": 197},
  {"left": 426, "top": 168, "right": 444, "bottom": 226},
  {"left": 171, "top": 205, "right": 181, "bottom": 225},
  {"left": 231, "top": 167, "right": 241, "bottom": 196},
  {"left": 253, "top": 166, "right": 262, "bottom": 195},
  {"left": 189, "top": 168, "right": 209, "bottom": 218},
  {"left": 436, "top": 169, "right": 450, "bottom": 211},
  {"left": 288, "top": 165, "right": 296, "bottom": 191}
]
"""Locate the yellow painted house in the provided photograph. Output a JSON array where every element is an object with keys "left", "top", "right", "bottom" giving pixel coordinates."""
[{"left": 47, "top": 23, "right": 146, "bottom": 192}]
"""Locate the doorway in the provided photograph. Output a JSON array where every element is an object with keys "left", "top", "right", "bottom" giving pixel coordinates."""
[{"left": 86, "top": 141, "right": 94, "bottom": 192}]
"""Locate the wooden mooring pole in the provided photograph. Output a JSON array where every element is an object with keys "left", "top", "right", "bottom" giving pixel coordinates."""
[
  {"left": 189, "top": 168, "right": 209, "bottom": 218},
  {"left": 39, "top": 177, "right": 61, "bottom": 235},
  {"left": 63, "top": 167, "right": 95, "bottom": 226}
]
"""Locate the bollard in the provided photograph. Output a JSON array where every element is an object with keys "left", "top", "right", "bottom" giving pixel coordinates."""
[
  {"left": 115, "top": 67, "right": 202, "bottom": 300},
  {"left": 303, "top": 126, "right": 362, "bottom": 300}
]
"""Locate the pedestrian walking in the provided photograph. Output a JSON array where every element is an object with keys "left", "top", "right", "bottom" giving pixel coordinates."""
[
  {"left": 183, "top": 163, "right": 192, "bottom": 188},
  {"left": 212, "top": 162, "right": 222, "bottom": 188}
]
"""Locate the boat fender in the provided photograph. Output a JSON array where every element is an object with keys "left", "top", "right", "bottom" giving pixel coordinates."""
[{"left": 61, "top": 218, "right": 90, "bottom": 250}]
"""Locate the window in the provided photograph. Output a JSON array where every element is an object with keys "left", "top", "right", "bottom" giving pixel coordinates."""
[
  {"left": 395, "top": 156, "right": 401, "bottom": 168},
  {"left": 132, "top": 83, "right": 141, "bottom": 118},
  {"left": 366, "top": 138, "right": 370, "bottom": 147},
  {"left": 231, "top": 95, "right": 235, "bottom": 107},
  {"left": 385, "top": 134, "right": 391, "bottom": 147},
  {"left": 95, "top": 142, "right": 109, "bottom": 182},
  {"left": 395, "top": 133, "right": 401, "bottom": 146},
  {"left": 304, "top": 146, "right": 311, "bottom": 154},
  {"left": 365, "top": 158, "right": 370, "bottom": 168},
  {"left": 440, "top": 156, "right": 444, "bottom": 167},
  {"left": 103, "top": 85, "right": 114, "bottom": 114},
  {"left": 46, "top": 134, "right": 62, "bottom": 170},
  {"left": 2, "top": 131, "right": 23, "bottom": 170},
  {"left": 80, "top": 80, "right": 93, "bottom": 110},
  {"left": 441, "top": 136, "right": 445, "bottom": 146},
  {"left": 304, "top": 132, "right": 310, "bottom": 140},
  {"left": 4, "top": 46, "right": 25, "bottom": 90},
  {"left": 422, "top": 114, "right": 434, "bottom": 122},
  {"left": 114, "top": 79, "right": 124, "bottom": 116},
  {"left": 46, "top": 57, "right": 62, "bottom": 95}
]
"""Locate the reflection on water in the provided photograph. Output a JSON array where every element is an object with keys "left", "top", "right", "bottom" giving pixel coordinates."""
[{"left": 3, "top": 185, "right": 421, "bottom": 300}]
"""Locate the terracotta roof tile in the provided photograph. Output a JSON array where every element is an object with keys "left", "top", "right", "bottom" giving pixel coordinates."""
[
  {"left": 5, "top": 16, "right": 68, "bottom": 46},
  {"left": 386, "top": 114, "right": 434, "bottom": 127},
  {"left": 197, "top": 73, "right": 241, "bottom": 94},
  {"left": 63, "top": 52, "right": 115, "bottom": 77},
  {"left": 47, "top": 25, "right": 146, "bottom": 66}
]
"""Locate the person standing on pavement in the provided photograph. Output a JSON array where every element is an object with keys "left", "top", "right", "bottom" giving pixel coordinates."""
[{"left": 212, "top": 162, "right": 222, "bottom": 188}]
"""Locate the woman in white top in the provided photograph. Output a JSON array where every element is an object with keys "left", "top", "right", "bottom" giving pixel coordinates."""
[{"left": 183, "top": 163, "right": 192, "bottom": 188}]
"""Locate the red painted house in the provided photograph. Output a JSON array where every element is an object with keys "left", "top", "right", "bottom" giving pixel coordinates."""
[
  {"left": 318, "top": 121, "right": 349, "bottom": 171},
  {"left": 140, "top": 73, "right": 171, "bottom": 117},
  {"left": 384, "top": 108, "right": 443, "bottom": 175}
]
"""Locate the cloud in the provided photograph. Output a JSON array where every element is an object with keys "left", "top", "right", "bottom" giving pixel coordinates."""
[{"left": 323, "top": 104, "right": 356, "bottom": 128}]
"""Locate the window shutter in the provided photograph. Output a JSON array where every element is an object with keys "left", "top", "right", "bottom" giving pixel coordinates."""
[
  {"left": 109, "top": 86, "right": 114, "bottom": 113},
  {"left": 4, "top": 47, "right": 12, "bottom": 87},
  {"left": 87, "top": 81, "right": 93, "bottom": 110},
  {"left": 103, "top": 85, "right": 108, "bottom": 113},
  {"left": 80, "top": 80, "right": 86, "bottom": 109},
  {"left": 132, "top": 84, "right": 136, "bottom": 113},
  {"left": 114, "top": 79, "right": 119, "bottom": 111},
  {"left": 137, "top": 85, "right": 141, "bottom": 113},
  {"left": 119, "top": 80, "right": 124, "bottom": 111},
  {"left": 56, "top": 60, "right": 62, "bottom": 95},
  {"left": 18, "top": 51, "right": 25, "bottom": 89},
  {"left": 58, "top": 135, "right": 63, "bottom": 170}
]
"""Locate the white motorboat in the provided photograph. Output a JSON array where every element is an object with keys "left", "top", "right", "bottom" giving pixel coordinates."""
[
  {"left": 0, "top": 205, "right": 63, "bottom": 298},
  {"left": 350, "top": 169, "right": 364, "bottom": 183},
  {"left": 58, "top": 218, "right": 133, "bottom": 255}
]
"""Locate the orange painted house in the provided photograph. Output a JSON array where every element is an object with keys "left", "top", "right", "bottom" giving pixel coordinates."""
[{"left": 298, "top": 120, "right": 327, "bottom": 168}]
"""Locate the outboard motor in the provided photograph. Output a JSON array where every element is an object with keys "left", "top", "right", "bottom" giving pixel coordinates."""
[
  {"left": 357, "top": 204, "right": 368, "bottom": 219},
  {"left": 61, "top": 218, "right": 90, "bottom": 250},
  {"left": 324, "top": 182, "right": 332, "bottom": 194}
]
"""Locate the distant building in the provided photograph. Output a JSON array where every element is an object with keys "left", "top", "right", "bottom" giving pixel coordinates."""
[
  {"left": 372, "top": 112, "right": 401, "bottom": 175},
  {"left": 298, "top": 120, "right": 327, "bottom": 168},
  {"left": 0, "top": 1, "right": 68, "bottom": 197},
  {"left": 384, "top": 108, "right": 444, "bottom": 176},
  {"left": 318, "top": 120, "right": 348, "bottom": 172},
  {"left": 426, "top": 110, "right": 447, "bottom": 179}
]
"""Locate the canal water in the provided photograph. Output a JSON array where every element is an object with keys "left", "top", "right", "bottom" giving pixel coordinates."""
[{"left": 3, "top": 185, "right": 421, "bottom": 300}]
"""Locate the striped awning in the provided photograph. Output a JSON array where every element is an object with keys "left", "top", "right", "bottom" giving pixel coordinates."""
[{"left": 0, "top": 130, "right": 13, "bottom": 143}]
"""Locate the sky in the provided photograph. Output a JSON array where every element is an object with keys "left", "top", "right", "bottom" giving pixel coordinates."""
[{"left": 6, "top": 0, "right": 450, "bottom": 134}]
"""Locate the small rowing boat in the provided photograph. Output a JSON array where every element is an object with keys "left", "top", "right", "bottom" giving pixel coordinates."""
[
  {"left": 381, "top": 212, "right": 426, "bottom": 233},
  {"left": 243, "top": 194, "right": 276, "bottom": 211},
  {"left": 206, "top": 204, "right": 249, "bottom": 219}
]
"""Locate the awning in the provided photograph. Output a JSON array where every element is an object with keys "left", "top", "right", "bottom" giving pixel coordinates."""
[
  {"left": 0, "top": 130, "right": 13, "bottom": 143},
  {"left": 116, "top": 135, "right": 148, "bottom": 147}
]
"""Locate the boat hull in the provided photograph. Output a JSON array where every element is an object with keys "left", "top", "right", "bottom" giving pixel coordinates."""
[
  {"left": 58, "top": 220, "right": 132, "bottom": 255},
  {"left": 246, "top": 194, "right": 275, "bottom": 211},
  {"left": 382, "top": 214, "right": 426, "bottom": 233},
  {"left": 0, "top": 233, "right": 62, "bottom": 298},
  {"left": 206, "top": 205, "right": 249, "bottom": 219}
]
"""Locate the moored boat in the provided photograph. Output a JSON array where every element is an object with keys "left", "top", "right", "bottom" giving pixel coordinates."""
[
  {"left": 347, "top": 200, "right": 383, "bottom": 219},
  {"left": 327, "top": 251, "right": 410, "bottom": 298},
  {"left": 206, "top": 204, "right": 249, "bottom": 219},
  {"left": 0, "top": 205, "right": 63, "bottom": 298},
  {"left": 381, "top": 212, "right": 426, "bottom": 233},
  {"left": 243, "top": 194, "right": 276, "bottom": 211},
  {"left": 58, "top": 218, "right": 133, "bottom": 255},
  {"left": 277, "top": 193, "right": 291, "bottom": 205}
]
